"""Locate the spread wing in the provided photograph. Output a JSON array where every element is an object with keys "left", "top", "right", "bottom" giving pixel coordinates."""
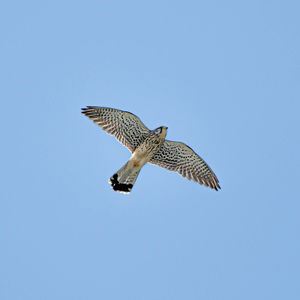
[
  {"left": 81, "top": 106, "right": 150, "bottom": 152},
  {"left": 150, "top": 140, "right": 220, "bottom": 190}
]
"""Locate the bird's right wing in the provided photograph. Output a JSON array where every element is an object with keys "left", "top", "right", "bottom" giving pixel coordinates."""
[
  {"left": 150, "top": 140, "right": 220, "bottom": 190},
  {"left": 82, "top": 106, "right": 150, "bottom": 152}
]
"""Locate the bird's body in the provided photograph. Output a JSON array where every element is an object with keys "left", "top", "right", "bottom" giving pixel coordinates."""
[
  {"left": 131, "top": 126, "right": 167, "bottom": 167},
  {"left": 82, "top": 106, "right": 220, "bottom": 194}
]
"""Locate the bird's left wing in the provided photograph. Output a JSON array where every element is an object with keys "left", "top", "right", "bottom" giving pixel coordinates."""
[
  {"left": 82, "top": 106, "right": 150, "bottom": 152},
  {"left": 150, "top": 140, "right": 221, "bottom": 190}
]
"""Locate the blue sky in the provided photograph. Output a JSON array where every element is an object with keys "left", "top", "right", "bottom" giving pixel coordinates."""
[{"left": 1, "top": 1, "right": 299, "bottom": 299}]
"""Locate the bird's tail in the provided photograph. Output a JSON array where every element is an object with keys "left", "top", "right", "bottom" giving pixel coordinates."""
[{"left": 109, "top": 160, "right": 141, "bottom": 194}]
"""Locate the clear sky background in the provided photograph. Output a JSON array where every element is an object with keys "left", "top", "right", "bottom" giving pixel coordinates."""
[{"left": 1, "top": 1, "right": 299, "bottom": 299}]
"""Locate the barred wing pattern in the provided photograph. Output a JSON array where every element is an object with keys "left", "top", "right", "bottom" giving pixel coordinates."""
[
  {"left": 150, "top": 140, "right": 220, "bottom": 190},
  {"left": 81, "top": 106, "right": 150, "bottom": 152}
]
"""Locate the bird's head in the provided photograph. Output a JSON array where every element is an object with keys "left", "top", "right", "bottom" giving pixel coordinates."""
[{"left": 153, "top": 126, "right": 168, "bottom": 138}]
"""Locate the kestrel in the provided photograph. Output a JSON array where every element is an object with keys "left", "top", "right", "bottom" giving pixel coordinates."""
[{"left": 82, "top": 106, "right": 220, "bottom": 194}]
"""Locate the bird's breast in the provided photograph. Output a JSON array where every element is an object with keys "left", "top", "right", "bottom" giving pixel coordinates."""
[{"left": 131, "top": 137, "right": 163, "bottom": 166}]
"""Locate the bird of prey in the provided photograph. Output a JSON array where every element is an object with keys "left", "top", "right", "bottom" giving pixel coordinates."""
[{"left": 82, "top": 106, "right": 220, "bottom": 194}]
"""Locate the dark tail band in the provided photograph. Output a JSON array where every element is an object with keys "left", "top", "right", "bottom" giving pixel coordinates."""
[{"left": 109, "top": 174, "right": 133, "bottom": 193}]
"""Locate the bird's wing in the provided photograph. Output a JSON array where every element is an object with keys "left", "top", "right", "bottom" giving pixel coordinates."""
[
  {"left": 150, "top": 140, "right": 220, "bottom": 190},
  {"left": 82, "top": 106, "right": 150, "bottom": 152}
]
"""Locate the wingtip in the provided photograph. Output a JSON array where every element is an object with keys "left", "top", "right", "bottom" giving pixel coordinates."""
[
  {"left": 81, "top": 106, "right": 96, "bottom": 116},
  {"left": 213, "top": 183, "right": 221, "bottom": 191},
  {"left": 81, "top": 106, "right": 97, "bottom": 110}
]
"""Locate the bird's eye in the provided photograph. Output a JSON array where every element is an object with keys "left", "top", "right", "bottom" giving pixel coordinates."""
[{"left": 154, "top": 128, "right": 162, "bottom": 134}]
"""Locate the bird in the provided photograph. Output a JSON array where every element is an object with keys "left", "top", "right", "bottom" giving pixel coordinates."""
[{"left": 82, "top": 106, "right": 220, "bottom": 194}]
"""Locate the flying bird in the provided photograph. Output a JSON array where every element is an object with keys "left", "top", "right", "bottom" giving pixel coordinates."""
[{"left": 82, "top": 106, "right": 220, "bottom": 194}]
